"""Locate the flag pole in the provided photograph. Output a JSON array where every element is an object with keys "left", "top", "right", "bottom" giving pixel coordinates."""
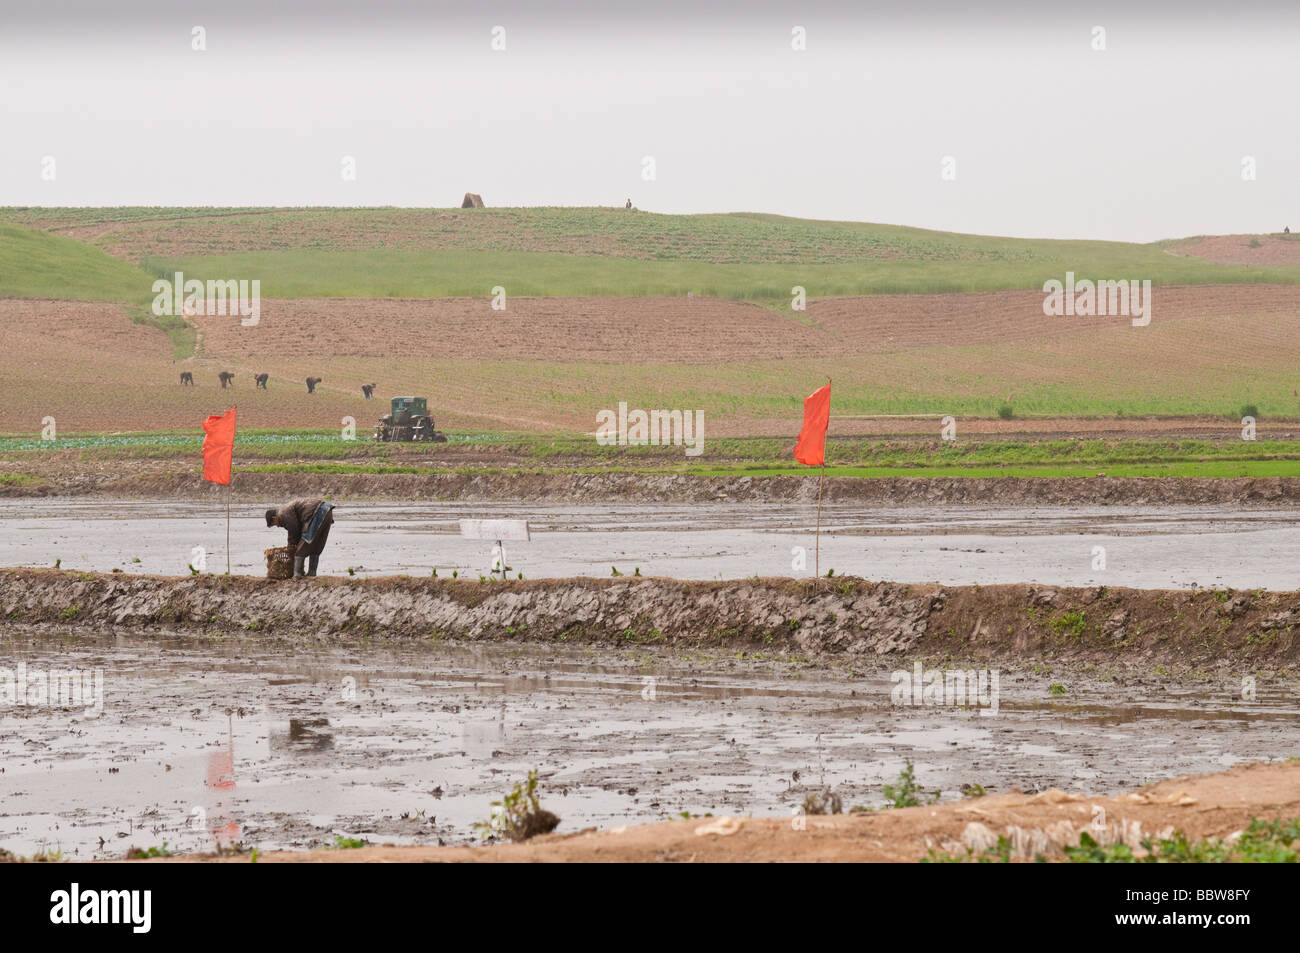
[
  {"left": 795, "top": 378, "right": 831, "bottom": 579},
  {"left": 815, "top": 377, "right": 830, "bottom": 578},
  {"left": 815, "top": 463, "right": 824, "bottom": 577},
  {"left": 201, "top": 406, "right": 237, "bottom": 576}
]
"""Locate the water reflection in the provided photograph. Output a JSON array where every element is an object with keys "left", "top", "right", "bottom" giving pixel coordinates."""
[{"left": 204, "top": 713, "right": 241, "bottom": 850}]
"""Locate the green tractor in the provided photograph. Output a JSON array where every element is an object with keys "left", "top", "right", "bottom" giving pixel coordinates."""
[{"left": 374, "top": 396, "right": 447, "bottom": 442}]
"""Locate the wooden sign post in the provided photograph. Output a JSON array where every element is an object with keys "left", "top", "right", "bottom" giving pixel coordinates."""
[{"left": 459, "top": 519, "right": 531, "bottom": 579}]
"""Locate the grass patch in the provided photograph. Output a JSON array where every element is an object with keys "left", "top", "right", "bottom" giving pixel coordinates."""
[
  {"left": 5, "top": 431, "right": 1300, "bottom": 481},
  {"left": 881, "top": 760, "right": 942, "bottom": 808},
  {"left": 1052, "top": 610, "right": 1088, "bottom": 638},
  {"left": 692, "top": 460, "right": 1300, "bottom": 479},
  {"left": 474, "top": 768, "right": 560, "bottom": 842},
  {"left": 1064, "top": 816, "right": 1300, "bottom": 863},
  {"left": 125, "top": 843, "right": 173, "bottom": 859},
  {"left": 925, "top": 815, "right": 1300, "bottom": 863},
  {"left": 144, "top": 241, "right": 1297, "bottom": 301},
  {"left": 0, "top": 223, "right": 156, "bottom": 303}
]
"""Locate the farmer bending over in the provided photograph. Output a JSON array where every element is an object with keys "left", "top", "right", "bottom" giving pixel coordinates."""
[{"left": 266, "top": 498, "right": 335, "bottom": 578}]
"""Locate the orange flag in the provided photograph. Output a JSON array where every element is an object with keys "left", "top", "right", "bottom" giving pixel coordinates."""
[
  {"left": 202, "top": 407, "right": 237, "bottom": 485},
  {"left": 794, "top": 383, "right": 831, "bottom": 466}
]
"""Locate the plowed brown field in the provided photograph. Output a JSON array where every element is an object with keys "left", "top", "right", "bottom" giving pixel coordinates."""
[
  {"left": 196, "top": 296, "right": 824, "bottom": 363},
  {"left": 194, "top": 285, "right": 1300, "bottom": 363},
  {"left": 2, "top": 284, "right": 1298, "bottom": 433},
  {"left": 811, "top": 283, "right": 1297, "bottom": 349},
  {"left": 1168, "top": 233, "right": 1300, "bottom": 267}
]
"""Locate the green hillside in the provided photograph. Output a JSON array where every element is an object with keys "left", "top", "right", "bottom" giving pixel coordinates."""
[
  {"left": 0, "top": 222, "right": 156, "bottom": 303},
  {"left": 1, "top": 207, "right": 1295, "bottom": 301}
]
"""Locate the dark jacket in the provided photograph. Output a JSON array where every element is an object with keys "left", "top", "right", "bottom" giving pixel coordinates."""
[{"left": 277, "top": 498, "right": 331, "bottom": 556}]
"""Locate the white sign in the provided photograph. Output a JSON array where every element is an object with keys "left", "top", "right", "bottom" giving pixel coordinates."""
[{"left": 459, "top": 519, "right": 530, "bottom": 542}]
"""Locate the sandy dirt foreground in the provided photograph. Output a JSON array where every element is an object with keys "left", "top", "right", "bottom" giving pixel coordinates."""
[{"left": 157, "top": 760, "right": 1299, "bottom": 863}]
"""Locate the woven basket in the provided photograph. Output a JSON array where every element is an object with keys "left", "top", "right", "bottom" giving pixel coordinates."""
[{"left": 265, "top": 546, "right": 295, "bottom": 580}]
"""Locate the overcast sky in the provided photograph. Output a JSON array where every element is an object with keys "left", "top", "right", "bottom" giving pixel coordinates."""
[{"left": 1, "top": 0, "right": 1296, "bottom": 242}]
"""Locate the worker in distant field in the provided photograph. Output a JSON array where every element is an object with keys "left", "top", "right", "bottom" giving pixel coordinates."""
[{"left": 266, "top": 498, "right": 335, "bottom": 578}]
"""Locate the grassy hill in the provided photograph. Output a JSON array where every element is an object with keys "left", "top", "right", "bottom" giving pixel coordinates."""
[
  {"left": 3, "top": 207, "right": 1297, "bottom": 301},
  {"left": 0, "top": 222, "right": 156, "bottom": 303}
]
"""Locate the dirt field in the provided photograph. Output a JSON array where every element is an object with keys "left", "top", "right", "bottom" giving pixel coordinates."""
[
  {"left": 196, "top": 295, "right": 827, "bottom": 363},
  {"left": 0, "top": 299, "right": 183, "bottom": 432},
  {"left": 811, "top": 283, "right": 1299, "bottom": 351},
  {"left": 4, "top": 283, "right": 1300, "bottom": 434},
  {"left": 175, "top": 760, "right": 1300, "bottom": 862},
  {"left": 0, "top": 298, "right": 394, "bottom": 434},
  {"left": 193, "top": 284, "right": 1300, "bottom": 362},
  {"left": 1168, "top": 233, "right": 1300, "bottom": 267}
]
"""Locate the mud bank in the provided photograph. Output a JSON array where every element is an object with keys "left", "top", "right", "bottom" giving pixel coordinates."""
[
  {"left": 4, "top": 569, "right": 1298, "bottom": 668},
  {"left": 8, "top": 470, "right": 1300, "bottom": 506}
]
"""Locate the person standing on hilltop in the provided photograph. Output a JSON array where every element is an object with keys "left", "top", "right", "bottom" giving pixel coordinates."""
[{"left": 266, "top": 498, "right": 335, "bottom": 578}]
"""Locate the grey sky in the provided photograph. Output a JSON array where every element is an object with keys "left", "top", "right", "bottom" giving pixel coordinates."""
[{"left": 1, "top": 1, "right": 1296, "bottom": 242}]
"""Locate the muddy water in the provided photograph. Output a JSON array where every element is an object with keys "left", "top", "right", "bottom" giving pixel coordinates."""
[
  {"left": 1, "top": 633, "right": 1295, "bottom": 859},
  {"left": 2, "top": 499, "right": 1300, "bottom": 589}
]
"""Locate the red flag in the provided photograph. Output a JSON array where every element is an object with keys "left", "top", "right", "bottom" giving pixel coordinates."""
[
  {"left": 794, "top": 383, "right": 831, "bottom": 466},
  {"left": 202, "top": 407, "right": 237, "bottom": 485}
]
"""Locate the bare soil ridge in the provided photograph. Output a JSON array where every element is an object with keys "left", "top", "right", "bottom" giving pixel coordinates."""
[
  {"left": 8, "top": 469, "right": 1300, "bottom": 506},
  {"left": 4, "top": 570, "right": 1297, "bottom": 669}
]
